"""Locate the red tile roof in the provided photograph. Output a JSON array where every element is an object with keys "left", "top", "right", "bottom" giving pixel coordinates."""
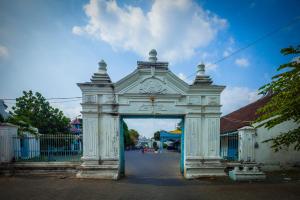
[{"left": 220, "top": 95, "right": 272, "bottom": 134}]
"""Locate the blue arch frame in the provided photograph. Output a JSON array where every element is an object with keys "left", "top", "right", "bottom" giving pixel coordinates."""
[{"left": 119, "top": 115, "right": 185, "bottom": 176}]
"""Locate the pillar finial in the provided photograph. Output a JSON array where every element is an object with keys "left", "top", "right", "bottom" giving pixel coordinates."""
[
  {"left": 90, "top": 59, "right": 112, "bottom": 83},
  {"left": 98, "top": 59, "right": 107, "bottom": 74},
  {"left": 148, "top": 49, "right": 157, "bottom": 62},
  {"left": 197, "top": 63, "right": 205, "bottom": 76},
  {"left": 193, "top": 63, "right": 212, "bottom": 85}
]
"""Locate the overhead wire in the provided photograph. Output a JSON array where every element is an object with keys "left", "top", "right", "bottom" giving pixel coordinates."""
[
  {"left": 1, "top": 97, "right": 82, "bottom": 101},
  {"left": 1, "top": 97, "right": 82, "bottom": 106},
  {"left": 186, "top": 17, "right": 300, "bottom": 79}
]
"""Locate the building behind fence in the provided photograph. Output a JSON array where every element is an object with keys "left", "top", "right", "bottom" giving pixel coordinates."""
[
  {"left": 219, "top": 96, "right": 300, "bottom": 170},
  {"left": 13, "top": 134, "right": 83, "bottom": 162},
  {"left": 0, "top": 123, "right": 82, "bottom": 163}
]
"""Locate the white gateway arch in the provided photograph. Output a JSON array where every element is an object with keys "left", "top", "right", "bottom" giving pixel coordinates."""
[{"left": 76, "top": 50, "right": 226, "bottom": 179}]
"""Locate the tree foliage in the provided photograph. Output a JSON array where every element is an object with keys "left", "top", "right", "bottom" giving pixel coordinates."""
[
  {"left": 154, "top": 131, "right": 160, "bottom": 141},
  {"left": 8, "top": 90, "right": 71, "bottom": 135},
  {"left": 123, "top": 121, "right": 139, "bottom": 147},
  {"left": 0, "top": 114, "right": 4, "bottom": 123},
  {"left": 256, "top": 45, "right": 300, "bottom": 151},
  {"left": 128, "top": 129, "right": 139, "bottom": 145}
]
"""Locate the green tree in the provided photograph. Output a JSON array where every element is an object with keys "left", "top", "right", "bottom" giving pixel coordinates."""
[
  {"left": 154, "top": 131, "right": 160, "bottom": 141},
  {"left": 123, "top": 121, "right": 130, "bottom": 147},
  {"left": 256, "top": 45, "right": 300, "bottom": 151},
  {"left": 128, "top": 129, "right": 139, "bottom": 146},
  {"left": 0, "top": 114, "right": 4, "bottom": 123},
  {"left": 123, "top": 122, "right": 140, "bottom": 147},
  {"left": 8, "top": 90, "right": 70, "bottom": 135}
]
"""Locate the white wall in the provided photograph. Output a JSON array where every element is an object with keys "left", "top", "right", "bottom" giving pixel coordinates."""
[
  {"left": 0, "top": 124, "right": 18, "bottom": 163},
  {"left": 253, "top": 120, "right": 300, "bottom": 170},
  {"left": 0, "top": 125, "right": 41, "bottom": 162}
]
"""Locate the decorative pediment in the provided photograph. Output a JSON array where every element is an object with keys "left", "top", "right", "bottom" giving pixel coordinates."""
[
  {"left": 139, "top": 77, "right": 167, "bottom": 94},
  {"left": 116, "top": 72, "right": 188, "bottom": 95}
]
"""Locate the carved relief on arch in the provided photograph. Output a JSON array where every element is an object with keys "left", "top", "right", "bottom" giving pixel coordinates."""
[
  {"left": 138, "top": 103, "right": 168, "bottom": 111},
  {"left": 139, "top": 77, "right": 167, "bottom": 94}
]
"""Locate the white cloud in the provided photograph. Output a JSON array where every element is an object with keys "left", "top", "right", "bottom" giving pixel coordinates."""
[
  {"left": 205, "top": 62, "right": 218, "bottom": 71},
  {"left": 72, "top": 26, "right": 84, "bottom": 35},
  {"left": 3, "top": 101, "right": 81, "bottom": 120},
  {"left": 51, "top": 101, "right": 82, "bottom": 119},
  {"left": 221, "top": 86, "right": 260, "bottom": 115},
  {"left": 228, "top": 37, "right": 235, "bottom": 45},
  {"left": 178, "top": 73, "right": 187, "bottom": 81},
  {"left": 223, "top": 47, "right": 233, "bottom": 57},
  {"left": 223, "top": 50, "right": 230, "bottom": 57},
  {"left": 73, "top": 0, "right": 227, "bottom": 62},
  {"left": 222, "top": 37, "right": 234, "bottom": 57},
  {"left": 178, "top": 72, "right": 192, "bottom": 84},
  {"left": 0, "top": 45, "right": 9, "bottom": 58},
  {"left": 235, "top": 58, "right": 249, "bottom": 68},
  {"left": 201, "top": 52, "right": 210, "bottom": 60}
]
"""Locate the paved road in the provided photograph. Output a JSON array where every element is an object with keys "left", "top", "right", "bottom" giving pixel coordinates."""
[
  {"left": 125, "top": 150, "right": 182, "bottom": 183},
  {"left": 0, "top": 151, "right": 300, "bottom": 200}
]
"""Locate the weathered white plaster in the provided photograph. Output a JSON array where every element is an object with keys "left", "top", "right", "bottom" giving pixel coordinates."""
[
  {"left": 234, "top": 120, "right": 300, "bottom": 171},
  {"left": 77, "top": 50, "right": 226, "bottom": 179},
  {"left": 238, "top": 126, "right": 256, "bottom": 162},
  {"left": 0, "top": 123, "right": 18, "bottom": 163},
  {"left": 82, "top": 114, "right": 99, "bottom": 162},
  {"left": 253, "top": 120, "right": 300, "bottom": 170},
  {"left": 229, "top": 165, "right": 266, "bottom": 181}
]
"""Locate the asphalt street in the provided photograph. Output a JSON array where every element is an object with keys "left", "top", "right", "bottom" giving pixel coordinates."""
[{"left": 0, "top": 151, "right": 299, "bottom": 200}]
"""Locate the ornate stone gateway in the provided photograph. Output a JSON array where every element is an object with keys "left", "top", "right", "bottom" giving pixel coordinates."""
[{"left": 76, "top": 50, "right": 226, "bottom": 179}]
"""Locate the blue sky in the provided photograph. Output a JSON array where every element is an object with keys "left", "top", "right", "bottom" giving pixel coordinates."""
[{"left": 0, "top": 0, "right": 299, "bottom": 136}]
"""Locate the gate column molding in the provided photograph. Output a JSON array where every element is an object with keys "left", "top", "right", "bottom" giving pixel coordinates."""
[
  {"left": 81, "top": 112, "right": 99, "bottom": 165},
  {"left": 184, "top": 63, "right": 225, "bottom": 178},
  {"left": 77, "top": 60, "right": 120, "bottom": 179},
  {"left": 76, "top": 51, "right": 226, "bottom": 179}
]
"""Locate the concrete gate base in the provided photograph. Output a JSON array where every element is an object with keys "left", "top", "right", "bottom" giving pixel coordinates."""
[
  {"left": 185, "top": 159, "right": 226, "bottom": 179},
  {"left": 76, "top": 159, "right": 226, "bottom": 180},
  {"left": 76, "top": 159, "right": 119, "bottom": 180}
]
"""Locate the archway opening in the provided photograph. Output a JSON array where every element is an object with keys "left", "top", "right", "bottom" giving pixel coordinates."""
[{"left": 119, "top": 116, "right": 185, "bottom": 179}]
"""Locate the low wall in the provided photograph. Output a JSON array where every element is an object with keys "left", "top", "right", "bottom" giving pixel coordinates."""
[
  {"left": 254, "top": 120, "right": 300, "bottom": 170},
  {"left": 0, "top": 123, "right": 18, "bottom": 163},
  {"left": 0, "top": 162, "right": 81, "bottom": 177}
]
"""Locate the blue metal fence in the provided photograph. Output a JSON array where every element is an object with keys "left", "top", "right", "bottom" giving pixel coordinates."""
[
  {"left": 220, "top": 133, "right": 239, "bottom": 161},
  {"left": 13, "top": 134, "right": 83, "bottom": 162}
]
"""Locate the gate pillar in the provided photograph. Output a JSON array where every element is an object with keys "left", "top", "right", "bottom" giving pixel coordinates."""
[
  {"left": 76, "top": 60, "right": 120, "bottom": 179},
  {"left": 184, "top": 114, "right": 225, "bottom": 178},
  {"left": 183, "top": 63, "right": 226, "bottom": 178}
]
